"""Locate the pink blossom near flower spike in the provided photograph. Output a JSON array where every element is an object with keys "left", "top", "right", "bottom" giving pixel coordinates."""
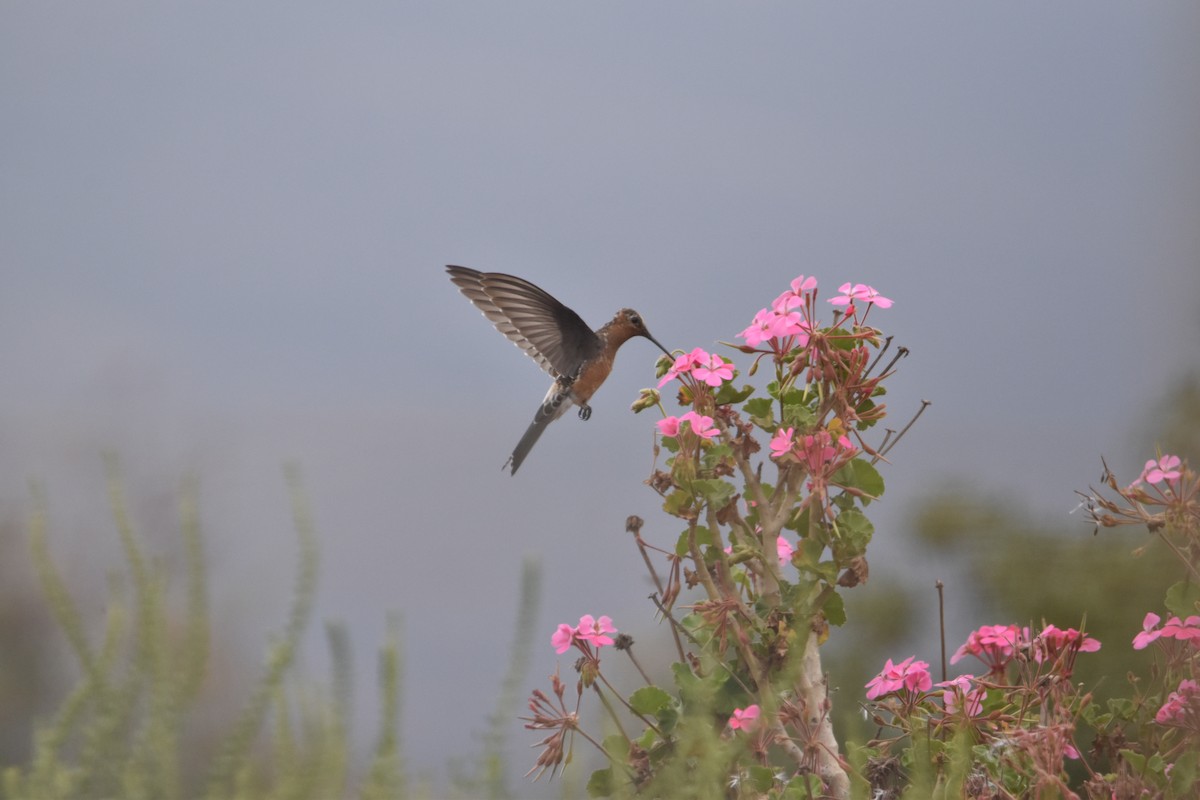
[
  {"left": 769, "top": 427, "right": 795, "bottom": 460},
  {"left": 739, "top": 308, "right": 777, "bottom": 348},
  {"left": 1155, "top": 679, "right": 1199, "bottom": 726},
  {"left": 1132, "top": 612, "right": 1163, "bottom": 650},
  {"left": 1031, "top": 624, "right": 1100, "bottom": 663},
  {"left": 828, "top": 282, "right": 893, "bottom": 309},
  {"left": 865, "top": 656, "right": 932, "bottom": 700},
  {"left": 1161, "top": 615, "right": 1200, "bottom": 642},
  {"left": 728, "top": 704, "right": 760, "bottom": 731},
  {"left": 551, "top": 623, "right": 577, "bottom": 654},
  {"left": 657, "top": 416, "right": 681, "bottom": 437},
  {"left": 936, "top": 674, "right": 985, "bottom": 717},
  {"left": 951, "top": 624, "right": 1023, "bottom": 673},
  {"left": 576, "top": 614, "right": 617, "bottom": 648},
  {"left": 680, "top": 411, "right": 720, "bottom": 440},
  {"left": 776, "top": 536, "right": 795, "bottom": 567},
  {"left": 691, "top": 353, "right": 734, "bottom": 387},
  {"left": 1141, "top": 454, "right": 1182, "bottom": 485}
]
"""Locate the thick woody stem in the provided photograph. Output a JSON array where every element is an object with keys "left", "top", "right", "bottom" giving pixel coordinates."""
[{"left": 794, "top": 629, "right": 850, "bottom": 799}]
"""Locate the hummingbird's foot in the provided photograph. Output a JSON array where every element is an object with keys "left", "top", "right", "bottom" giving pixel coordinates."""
[{"left": 578, "top": 404, "right": 592, "bottom": 421}]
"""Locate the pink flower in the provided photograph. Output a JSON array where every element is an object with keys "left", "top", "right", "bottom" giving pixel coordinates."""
[
  {"left": 769, "top": 427, "right": 795, "bottom": 459},
  {"left": 936, "top": 675, "right": 985, "bottom": 717},
  {"left": 801, "top": 432, "right": 836, "bottom": 472},
  {"left": 1162, "top": 615, "right": 1200, "bottom": 643},
  {"left": 1155, "top": 679, "right": 1199, "bottom": 726},
  {"left": 691, "top": 353, "right": 734, "bottom": 387},
  {"left": 951, "top": 624, "right": 1023, "bottom": 673},
  {"left": 551, "top": 623, "right": 576, "bottom": 654},
  {"left": 772, "top": 311, "right": 813, "bottom": 345},
  {"left": 657, "top": 354, "right": 692, "bottom": 388},
  {"left": 1133, "top": 612, "right": 1164, "bottom": 650},
  {"left": 1031, "top": 624, "right": 1101, "bottom": 664},
  {"left": 1134, "top": 613, "right": 1200, "bottom": 649},
  {"left": 657, "top": 416, "right": 681, "bottom": 437},
  {"left": 772, "top": 275, "right": 818, "bottom": 313},
  {"left": 680, "top": 411, "right": 720, "bottom": 440},
  {"left": 865, "top": 656, "right": 932, "bottom": 700},
  {"left": 576, "top": 614, "right": 617, "bottom": 648},
  {"left": 728, "top": 704, "right": 760, "bottom": 731},
  {"left": 1141, "top": 454, "right": 1182, "bottom": 485},
  {"left": 828, "top": 282, "right": 893, "bottom": 309},
  {"left": 776, "top": 536, "right": 795, "bottom": 567},
  {"left": 657, "top": 347, "right": 714, "bottom": 388},
  {"left": 739, "top": 308, "right": 777, "bottom": 348}
]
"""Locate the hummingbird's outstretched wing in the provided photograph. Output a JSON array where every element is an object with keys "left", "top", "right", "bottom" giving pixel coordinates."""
[{"left": 446, "top": 265, "right": 602, "bottom": 380}]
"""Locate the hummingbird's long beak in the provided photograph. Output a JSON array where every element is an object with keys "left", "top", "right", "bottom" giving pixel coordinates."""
[{"left": 645, "top": 333, "right": 672, "bottom": 359}]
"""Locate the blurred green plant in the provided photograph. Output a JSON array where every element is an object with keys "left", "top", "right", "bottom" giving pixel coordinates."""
[{"left": 2, "top": 461, "right": 410, "bottom": 800}]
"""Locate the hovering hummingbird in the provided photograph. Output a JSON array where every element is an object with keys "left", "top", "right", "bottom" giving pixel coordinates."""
[{"left": 447, "top": 265, "right": 672, "bottom": 474}]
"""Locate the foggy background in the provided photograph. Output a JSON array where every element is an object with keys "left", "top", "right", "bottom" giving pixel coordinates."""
[{"left": 3, "top": 2, "right": 1198, "bottom": 792}]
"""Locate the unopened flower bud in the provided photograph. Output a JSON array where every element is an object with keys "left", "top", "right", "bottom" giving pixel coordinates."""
[{"left": 630, "top": 388, "right": 660, "bottom": 413}]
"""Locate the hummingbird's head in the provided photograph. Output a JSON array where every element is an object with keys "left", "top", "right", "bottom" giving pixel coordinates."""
[{"left": 612, "top": 308, "right": 672, "bottom": 358}]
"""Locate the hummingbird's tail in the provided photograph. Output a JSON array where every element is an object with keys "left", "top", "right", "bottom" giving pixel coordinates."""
[{"left": 504, "top": 388, "right": 573, "bottom": 475}]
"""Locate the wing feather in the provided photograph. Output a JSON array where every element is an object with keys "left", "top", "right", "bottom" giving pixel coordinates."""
[{"left": 446, "top": 265, "right": 601, "bottom": 379}]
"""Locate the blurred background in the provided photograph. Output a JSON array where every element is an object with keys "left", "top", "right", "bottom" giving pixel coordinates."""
[{"left": 2, "top": 2, "right": 1198, "bottom": 795}]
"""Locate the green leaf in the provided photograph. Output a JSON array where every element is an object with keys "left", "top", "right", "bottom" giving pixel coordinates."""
[
  {"left": 824, "top": 590, "right": 847, "bottom": 626},
  {"left": 780, "top": 386, "right": 809, "bottom": 406},
  {"left": 743, "top": 396, "right": 774, "bottom": 423},
  {"left": 689, "top": 478, "right": 736, "bottom": 508},
  {"left": 834, "top": 508, "right": 874, "bottom": 556},
  {"left": 629, "top": 686, "right": 672, "bottom": 716},
  {"left": 833, "top": 458, "right": 885, "bottom": 502},
  {"left": 1165, "top": 580, "right": 1200, "bottom": 618},
  {"left": 1170, "top": 748, "right": 1198, "bottom": 794},
  {"left": 586, "top": 767, "right": 614, "bottom": 798},
  {"left": 663, "top": 490, "right": 693, "bottom": 520},
  {"left": 1107, "top": 697, "right": 1136, "bottom": 719},
  {"left": 785, "top": 505, "right": 812, "bottom": 535},
  {"left": 796, "top": 536, "right": 824, "bottom": 569},
  {"left": 602, "top": 734, "right": 627, "bottom": 761},
  {"left": 701, "top": 442, "right": 731, "bottom": 469},
  {"left": 747, "top": 765, "right": 777, "bottom": 792},
  {"left": 715, "top": 382, "right": 755, "bottom": 404},
  {"left": 781, "top": 404, "right": 816, "bottom": 430}
]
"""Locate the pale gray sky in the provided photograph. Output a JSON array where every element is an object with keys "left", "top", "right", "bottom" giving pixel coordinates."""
[{"left": 2, "top": 2, "right": 1198, "bottom": 789}]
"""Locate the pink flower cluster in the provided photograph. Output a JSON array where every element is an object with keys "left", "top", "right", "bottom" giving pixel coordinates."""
[
  {"left": 658, "top": 347, "right": 734, "bottom": 388},
  {"left": 769, "top": 428, "right": 856, "bottom": 470},
  {"left": 1133, "top": 612, "right": 1200, "bottom": 650},
  {"left": 657, "top": 411, "right": 719, "bottom": 440},
  {"left": 1031, "top": 624, "right": 1101, "bottom": 664},
  {"left": 738, "top": 275, "right": 819, "bottom": 348},
  {"left": 865, "top": 656, "right": 933, "bottom": 700},
  {"left": 951, "top": 624, "right": 1024, "bottom": 673},
  {"left": 951, "top": 623, "right": 1101, "bottom": 674},
  {"left": 552, "top": 614, "right": 617, "bottom": 655},
  {"left": 1155, "top": 679, "right": 1200, "bottom": 727},
  {"left": 728, "top": 704, "right": 760, "bottom": 731},
  {"left": 936, "top": 674, "right": 985, "bottom": 717}
]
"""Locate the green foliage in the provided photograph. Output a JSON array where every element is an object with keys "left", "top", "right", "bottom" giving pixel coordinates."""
[{"left": 6, "top": 463, "right": 412, "bottom": 800}]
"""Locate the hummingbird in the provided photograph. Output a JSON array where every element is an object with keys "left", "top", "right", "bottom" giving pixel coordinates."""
[{"left": 447, "top": 265, "right": 672, "bottom": 474}]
